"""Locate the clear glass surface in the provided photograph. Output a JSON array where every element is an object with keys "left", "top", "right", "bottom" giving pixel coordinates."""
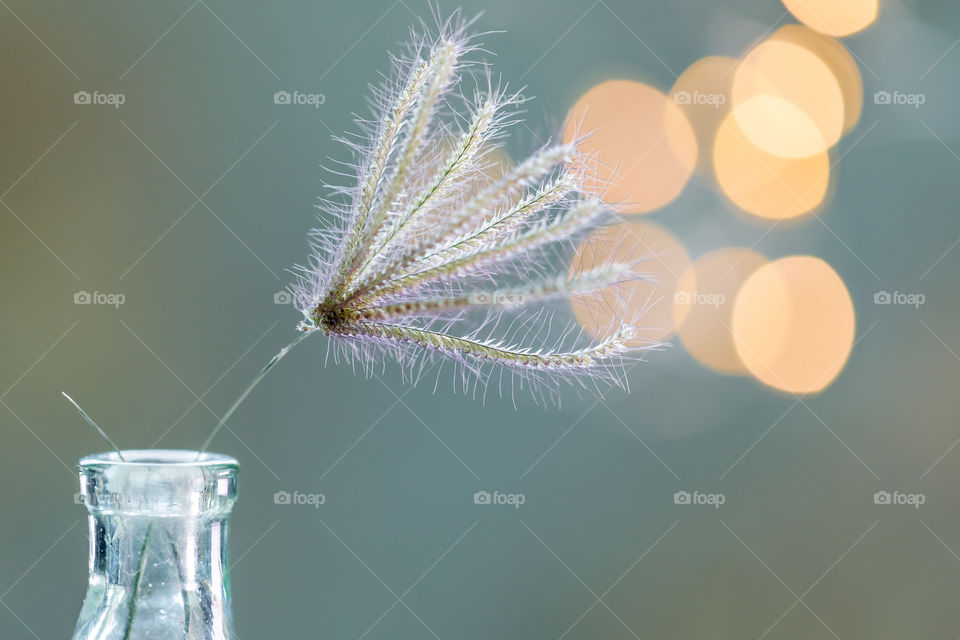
[{"left": 72, "top": 450, "right": 239, "bottom": 640}]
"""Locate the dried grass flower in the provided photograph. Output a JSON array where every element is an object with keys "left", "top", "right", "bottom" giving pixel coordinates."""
[{"left": 286, "top": 12, "right": 655, "bottom": 405}]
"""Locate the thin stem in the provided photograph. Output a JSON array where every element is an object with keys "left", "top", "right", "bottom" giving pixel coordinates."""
[
  {"left": 197, "top": 328, "right": 317, "bottom": 457},
  {"left": 167, "top": 535, "right": 191, "bottom": 634},
  {"left": 61, "top": 391, "right": 126, "bottom": 461},
  {"left": 122, "top": 524, "right": 153, "bottom": 640}
]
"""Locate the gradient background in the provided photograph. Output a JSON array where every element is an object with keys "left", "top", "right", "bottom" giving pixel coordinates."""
[{"left": 2, "top": 0, "right": 960, "bottom": 638}]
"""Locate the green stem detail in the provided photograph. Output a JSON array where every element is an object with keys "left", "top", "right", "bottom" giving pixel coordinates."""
[{"left": 122, "top": 525, "right": 153, "bottom": 640}]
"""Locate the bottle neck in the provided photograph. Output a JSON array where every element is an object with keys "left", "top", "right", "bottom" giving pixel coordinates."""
[
  {"left": 73, "top": 450, "right": 238, "bottom": 640},
  {"left": 88, "top": 510, "right": 231, "bottom": 587},
  {"left": 84, "top": 511, "right": 233, "bottom": 638}
]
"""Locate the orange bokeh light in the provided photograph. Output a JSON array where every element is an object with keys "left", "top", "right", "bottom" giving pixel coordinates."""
[
  {"left": 731, "top": 39, "right": 845, "bottom": 158},
  {"left": 713, "top": 113, "right": 830, "bottom": 219},
  {"left": 571, "top": 221, "right": 691, "bottom": 344},
  {"left": 731, "top": 256, "right": 855, "bottom": 393},
  {"left": 768, "top": 25, "right": 863, "bottom": 135},
  {"left": 783, "top": 0, "right": 878, "bottom": 37},
  {"left": 673, "top": 248, "right": 768, "bottom": 374},
  {"left": 564, "top": 80, "right": 697, "bottom": 214}
]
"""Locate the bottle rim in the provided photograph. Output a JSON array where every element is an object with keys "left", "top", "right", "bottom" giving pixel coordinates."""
[{"left": 78, "top": 449, "right": 238, "bottom": 469}]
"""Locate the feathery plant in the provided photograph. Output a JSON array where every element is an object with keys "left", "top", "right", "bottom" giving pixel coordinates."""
[{"left": 200, "top": 12, "right": 652, "bottom": 451}]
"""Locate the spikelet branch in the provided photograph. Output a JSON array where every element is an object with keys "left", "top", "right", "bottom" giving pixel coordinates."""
[
  {"left": 357, "top": 263, "right": 637, "bottom": 323},
  {"left": 329, "top": 58, "right": 433, "bottom": 301},
  {"left": 409, "top": 173, "right": 580, "bottom": 273},
  {"left": 347, "top": 322, "right": 637, "bottom": 372},
  {"left": 361, "top": 200, "right": 607, "bottom": 302},
  {"left": 355, "top": 95, "right": 498, "bottom": 287},
  {"left": 348, "top": 40, "right": 461, "bottom": 285}
]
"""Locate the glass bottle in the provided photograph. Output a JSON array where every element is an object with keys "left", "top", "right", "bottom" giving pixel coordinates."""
[{"left": 72, "top": 450, "right": 239, "bottom": 639}]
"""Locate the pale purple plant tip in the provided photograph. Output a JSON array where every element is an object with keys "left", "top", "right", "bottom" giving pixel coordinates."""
[{"left": 289, "top": 10, "right": 654, "bottom": 404}]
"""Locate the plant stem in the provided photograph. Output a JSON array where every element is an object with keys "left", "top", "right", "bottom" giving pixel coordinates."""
[
  {"left": 197, "top": 328, "right": 317, "bottom": 457},
  {"left": 61, "top": 391, "right": 126, "bottom": 461},
  {"left": 122, "top": 524, "right": 153, "bottom": 640}
]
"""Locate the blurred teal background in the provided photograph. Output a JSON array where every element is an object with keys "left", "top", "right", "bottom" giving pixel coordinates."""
[{"left": 3, "top": 0, "right": 960, "bottom": 637}]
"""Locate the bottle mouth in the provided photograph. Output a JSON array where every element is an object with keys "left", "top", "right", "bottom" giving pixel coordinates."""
[
  {"left": 79, "top": 449, "right": 238, "bottom": 469},
  {"left": 78, "top": 450, "right": 238, "bottom": 516}
]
